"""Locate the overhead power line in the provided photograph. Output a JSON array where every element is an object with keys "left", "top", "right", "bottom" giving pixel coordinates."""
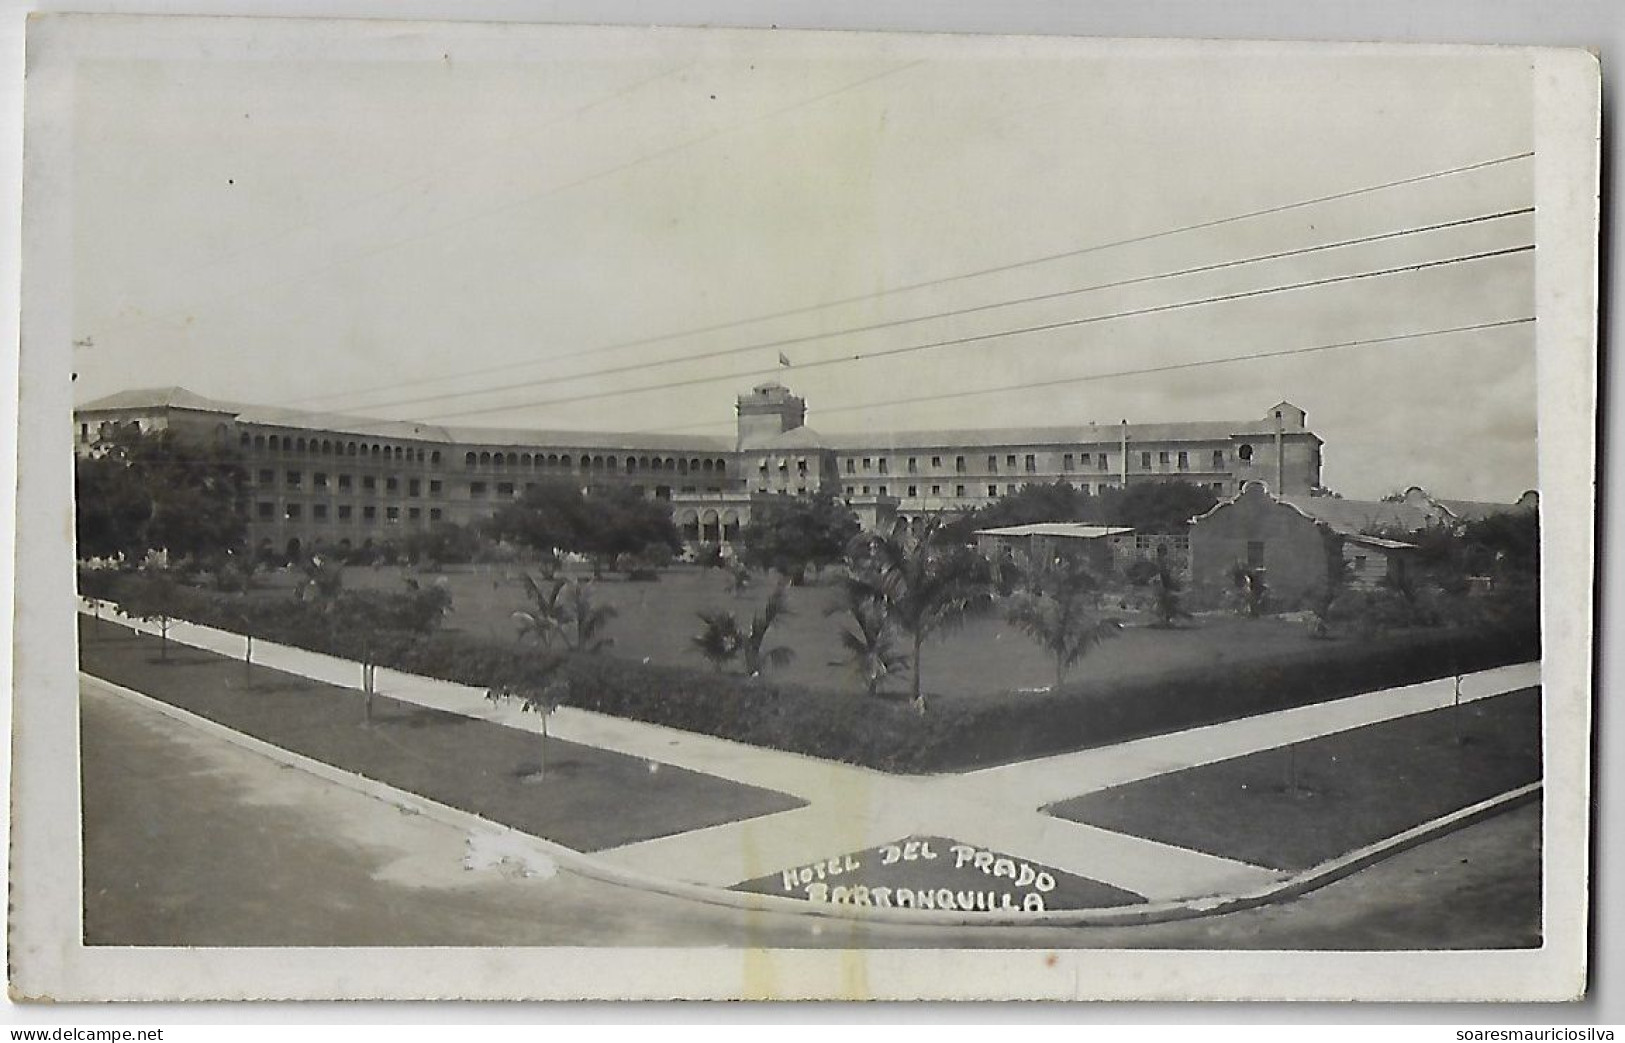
[
  {"left": 294, "top": 150, "right": 1535, "bottom": 410},
  {"left": 321, "top": 205, "right": 1533, "bottom": 416},
  {"left": 648, "top": 317, "right": 1538, "bottom": 434},
  {"left": 415, "top": 242, "right": 1534, "bottom": 421}
]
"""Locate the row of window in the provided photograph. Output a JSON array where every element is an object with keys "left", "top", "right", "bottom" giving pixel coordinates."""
[
  {"left": 843, "top": 483, "right": 1084, "bottom": 499},
  {"left": 464, "top": 451, "right": 727, "bottom": 475},
  {"left": 257, "top": 471, "right": 446, "bottom": 496},
  {"left": 839, "top": 479, "right": 1228, "bottom": 500},
  {"left": 242, "top": 432, "right": 440, "bottom": 465},
  {"left": 837, "top": 446, "right": 1258, "bottom": 476},
  {"left": 239, "top": 432, "right": 734, "bottom": 477},
  {"left": 257, "top": 502, "right": 445, "bottom": 523}
]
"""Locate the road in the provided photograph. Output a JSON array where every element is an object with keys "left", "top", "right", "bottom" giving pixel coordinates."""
[{"left": 81, "top": 677, "right": 1542, "bottom": 950}]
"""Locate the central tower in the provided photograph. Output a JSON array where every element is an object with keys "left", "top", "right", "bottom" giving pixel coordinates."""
[{"left": 735, "top": 381, "right": 806, "bottom": 450}]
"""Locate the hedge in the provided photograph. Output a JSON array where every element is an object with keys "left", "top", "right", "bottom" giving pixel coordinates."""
[{"left": 83, "top": 573, "right": 1540, "bottom": 774}]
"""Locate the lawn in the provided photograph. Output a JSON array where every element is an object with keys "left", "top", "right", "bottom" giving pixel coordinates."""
[
  {"left": 1046, "top": 687, "right": 1542, "bottom": 872},
  {"left": 79, "top": 617, "right": 805, "bottom": 852},
  {"left": 249, "top": 563, "right": 1393, "bottom": 705}
]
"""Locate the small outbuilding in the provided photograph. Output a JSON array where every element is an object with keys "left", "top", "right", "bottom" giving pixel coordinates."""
[
  {"left": 1187, "top": 483, "right": 1417, "bottom": 602},
  {"left": 974, "top": 522, "right": 1134, "bottom": 578}
]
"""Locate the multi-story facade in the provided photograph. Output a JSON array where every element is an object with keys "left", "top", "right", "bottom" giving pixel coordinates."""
[
  {"left": 74, "top": 382, "right": 1324, "bottom": 559},
  {"left": 732, "top": 381, "right": 1324, "bottom": 519}
]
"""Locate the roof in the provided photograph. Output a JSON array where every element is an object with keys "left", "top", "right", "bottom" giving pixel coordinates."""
[
  {"left": 1279, "top": 494, "right": 1434, "bottom": 535},
  {"left": 974, "top": 523, "right": 1134, "bottom": 540},
  {"left": 1345, "top": 532, "right": 1417, "bottom": 552},
  {"left": 1190, "top": 484, "right": 1425, "bottom": 545},
  {"left": 75, "top": 387, "right": 731, "bottom": 453},
  {"left": 821, "top": 418, "right": 1317, "bottom": 452},
  {"left": 1435, "top": 497, "right": 1528, "bottom": 523},
  {"left": 741, "top": 425, "right": 832, "bottom": 452},
  {"left": 76, "top": 387, "right": 238, "bottom": 414}
]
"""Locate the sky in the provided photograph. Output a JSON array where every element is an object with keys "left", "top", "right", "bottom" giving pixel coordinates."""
[{"left": 66, "top": 23, "right": 1537, "bottom": 500}]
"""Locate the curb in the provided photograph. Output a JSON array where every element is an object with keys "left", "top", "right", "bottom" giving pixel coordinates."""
[{"left": 83, "top": 671, "right": 1542, "bottom": 929}]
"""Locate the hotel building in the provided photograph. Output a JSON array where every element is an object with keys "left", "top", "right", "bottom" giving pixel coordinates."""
[{"left": 74, "top": 383, "right": 1324, "bottom": 559}]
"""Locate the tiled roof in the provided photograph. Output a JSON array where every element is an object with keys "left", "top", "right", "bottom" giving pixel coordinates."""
[
  {"left": 1279, "top": 494, "right": 1433, "bottom": 535},
  {"left": 821, "top": 419, "right": 1315, "bottom": 451},
  {"left": 740, "top": 425, "right": 833, "bottom": 452},
  {"left": 75, "top": 387, "right": 731, "bottom": 452},
  {"left": 76, "top": 387, "right": 238, "bottom": 413}
]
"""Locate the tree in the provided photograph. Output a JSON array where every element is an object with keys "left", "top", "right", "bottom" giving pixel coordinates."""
[
  {"left": 329, "top": 593, "right": 394, "bottom": 726},
  {"left": 828, "top": 576, "right": 910, "bottom": 697},
  {"left": 942, "top": 481, "right": 1103, "bottom": 543},
  {"left": 484, "top": 480, "right": 586, "bottom": 559},
  {"left": 1149, "top": 564, "right": 1191, "bottom": 628},
  {"left": 74, "top": 425, "right": 248, "bottom": 562},
  {"left": 294, "top": 552, "right": 347, "bottom": 659},
  {"left": 740, "top": 581, "right": 795, "bottom": 676},
  {"left": 690, "top": 581, "right": 794, "bottom": 677},
  {"left": 847, "top": 518, "right": 992, "bottom": 710},
  {"left": 1102, "top": 481, "right": 1219, "bottom": 534},
  {"left": 325, "top": 583, "right": 453, "bottom": 725},
  {"left": 726, "top": 559, "right": 754, "bottom": 597},
  {"left": 691, "top": 611, "right": 742, "bottom": 673},
  {"left": 486, "top": 673, "right": 571, "bottom": 782},
  {"left": 1462, "top": 510, "right": 1540, "bottom": 580},
  {"left": 484, "top": 483, "right": 680, "bottom": 577},
  {"left": 116, "top": 554, "right": 183, "bottom": 662},
  {"left": 1004, "top": 566, "right": 1120, "bottom": 690},
  {"left": 512, "top": 573, "right": 569, "bottom": 649},
  {"left": 557, "top": 579, "right": 616, "bottom": 652},
  {"left": 402, "top": 522, "right": 486, "bottom": 569},
  {"left": 738, "top": 494, "right": 860, "bottom": 584},
  {"left": 572, "top": 489, "right": 682, "bottom": 578}
]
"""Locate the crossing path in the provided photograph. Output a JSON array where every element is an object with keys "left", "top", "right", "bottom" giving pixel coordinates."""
[{"left": 86, "top": 604, "right": 1538, "bottom": 905}]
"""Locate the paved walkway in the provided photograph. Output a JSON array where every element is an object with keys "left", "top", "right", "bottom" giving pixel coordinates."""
[{"left": 87, "top": 604, "right": 1539, "bottom": 904}]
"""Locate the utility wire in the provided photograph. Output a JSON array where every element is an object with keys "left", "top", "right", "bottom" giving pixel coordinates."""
[
  {"left": 295, "top": 150, "right": 1534, "bottom": 409},
  {"left": 325, "top": 206, "right": 1533, "bottom": 415},
  {"left": 365, "top": 150, "right": 1533, "bottom": 398},
  {"left": 416, "top": 242, "right": 1534, "bottom": 421},
  {"left": 648, "top": 317, "right": 1537, "bottom": 433}
]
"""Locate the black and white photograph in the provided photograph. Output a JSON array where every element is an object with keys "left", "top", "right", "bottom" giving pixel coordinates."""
[{"left": 7, "top": 13, "right": 1600, "bottom": 1003}]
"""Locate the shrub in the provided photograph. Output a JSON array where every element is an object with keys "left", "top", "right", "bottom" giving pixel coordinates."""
[{"left": 89, "top": 577, "right": 1540, "bottom": 775}]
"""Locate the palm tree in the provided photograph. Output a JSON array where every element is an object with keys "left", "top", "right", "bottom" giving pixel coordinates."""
[
  {"left": 691, "top": 610, "right": 742, "bottom": 672},
  {"left": 512, "top": 572, "right": 569, "bottom": 649},
  {"left": 1005, "top": 580, "right": 1121, "bottom": 692},
  {"left": 847, "top": 518, "right": 992, "bottom": 710},
  {"left": 558, "top": 578, "right": 616, "bottom": 652},
  {"left": 740, "top": 581, "right": 795, "bottom": 677},
  {"left": 1150, "top": 564, "right": 1191, "bottom": 629},
  {"left": 690, "top": 582, "right": 794, "bottom": 676},
  {"left": 829, "top": 576, "right": 910, "bottom": 697}
]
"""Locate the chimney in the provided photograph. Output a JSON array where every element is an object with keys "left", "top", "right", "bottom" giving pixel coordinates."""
[
  {"left": 1274, "top": 409, "right": 1285, "bottom": 491},
  {"left": 1119, "top": 419, "right": 1129, "bottom": 487}
]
